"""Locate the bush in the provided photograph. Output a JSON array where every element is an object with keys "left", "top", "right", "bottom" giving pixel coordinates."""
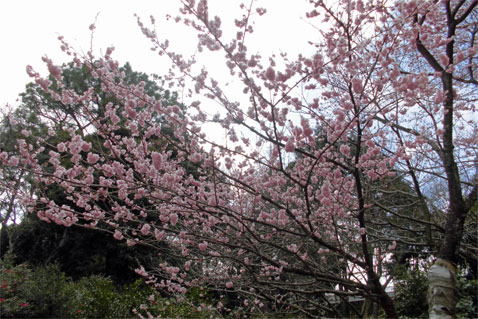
[
  {"left": 393, "top": 263, "right": 429, "bottom": 319},
  {"left": 22, "top": 263, "right": 73, "bottom": 317},
  {"left": 456, "top": 266, "right": 478, "bottom": 319},
  {"left": 0, "top": 255, "right": 32, "bottom": 318},
  {"left": 141, "top": 286, "right": 217, "bottom": 319},
  {"left": 393, "top": 262, "right": 478, "bottom": 319},
  {"left": 66, "top": 275, "right": 129, "bottom": 318},
  {"left": 0, "top": 255, "right": 72, "bottom": 318},
  {"left": 66, "top": 276, "right": 217, "bottom": 318},
  {"left": 1, "top": 255, "right": 218, "bottom": 318}
]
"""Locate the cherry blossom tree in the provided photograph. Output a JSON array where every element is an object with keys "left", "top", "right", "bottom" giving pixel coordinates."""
[{"left": 1, "top": 0, "right": 477, "bottom": 317}]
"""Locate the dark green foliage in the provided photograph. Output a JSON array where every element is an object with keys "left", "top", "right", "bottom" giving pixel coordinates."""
[
  {"left": 393, "top": 264, "right": 429, "bottom": 319},
  {"left": 0, "top": 255, "right": 216, "bottom": 319},
  {"left": 67, "top": 275, "right": 133, "bottom": 318},
  {"left": 0, "top": 256, "right": 72, "bottom": 318},
  {"left": 19, "top": 62, "right": 179, "bottom": 125},
  {"left": 20, "top": 264, "right": 74, "bottom": 318},
  {"left": 393, "top": 262, "right": 478, "bottom": 319},
  {"left": 0, "top": 228, "right": 9, "bottom": 258},
  {"left": 456, "top": 266, "right": 478, "bottom": 319},
  {"left": 0, "top": 256, "right": 33, "bottom": 318},
  {"left": 8, "top": 213, "right": 156, "bottom": 283}
]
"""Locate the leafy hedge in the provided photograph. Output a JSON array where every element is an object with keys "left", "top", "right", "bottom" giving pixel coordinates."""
[
  {"left": 393, "top": 262, "right": 477, "bottom": 319},
  {"left": 0, "top": 254, "right": 216, "bottom": 318}
]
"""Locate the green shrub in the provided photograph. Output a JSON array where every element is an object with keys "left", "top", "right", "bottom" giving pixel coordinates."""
[
  {"left": 22, "top": 263, "right": 73, "bottom": 317},
  {"left": 66, "top": 276, "right": 217, "bottom": 318},
  {"left": 0, "top": 256, "right": 72, "bottom": 318},
  {"left": 0, "top": 256, "right": 32, "bottom": 318},
  {"left": 456, "top": 267, "right": 478, "bottom": 319},
  {"left": 66, "top": 275, "right": 130, "bottom": 318},
  {"left": 393, "top": 264, "right": 429, "bottom": 319},
  {"left": 1, "top": 255, "right": 218, "bottom": 319},
  {"left": 144, "top": 287, "right": 216, "bottom": 319},
  {"left": 393, "top": 262, "right": 478, "bottom": 319}
]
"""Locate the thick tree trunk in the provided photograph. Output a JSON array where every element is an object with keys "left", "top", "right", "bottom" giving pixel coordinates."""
[
  {"left": 417, "top": 1, "right": 476, "bottom": 315},
  {"left": 428, "top": 258, "right": 457, "bottom": 319}
]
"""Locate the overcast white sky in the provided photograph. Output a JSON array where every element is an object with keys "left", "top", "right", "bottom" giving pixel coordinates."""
[{"left": 0, "top": 0, "right": 316, "bottom": 108}]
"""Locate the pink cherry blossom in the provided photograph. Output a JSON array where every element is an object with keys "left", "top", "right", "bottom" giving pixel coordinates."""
[
  {"left": 339, "top": 144, "right": 350, "bottom": 156},
  {"left": 135, "top": 265, "right": 147, "bottom": 277},
  {"left": 151, "top": 152, "right": 162, "bottom": 170},
  {"left": 169, "top": 213, "right": 178, "bottom": 226},
  {"left": 351, "top": 78, "right": 363, "bottom": 93},
  {"left": 284, "top": 138, "right": 295, "bottom": 152},
  {"left": 154, "top": 229, "right": 165, "bottom": 241},
  {"left": 87, "top": 153, "right": 99, "bottom": 165},
  {"left": 265, "top": 67, "right": 275, "bottom": 81},
  {"left": 57, "top": 142, "right": 67, "bottom": 153},
  {"left": 113, "top": 230, "right": 123, "bottom": 241},
  {"left": 198, "top": 242, "right": 208, "bottom": 251},
  {"left": 141, "top": 223, "right": 151, "bottom": 235}
]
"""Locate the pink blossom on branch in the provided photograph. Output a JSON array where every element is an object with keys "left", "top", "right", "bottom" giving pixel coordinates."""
[
  {"left": 151, "top": 152, "right": 162, "bottom": 170},
  {"left": 87, "top": 153, "right": 99, "bottom": 164},
  {"left": 141, "top": 223, "right": 151, "bottom": 235},
  {"left": 113, "top": 230, "right": 123, "bottom": 241}
]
